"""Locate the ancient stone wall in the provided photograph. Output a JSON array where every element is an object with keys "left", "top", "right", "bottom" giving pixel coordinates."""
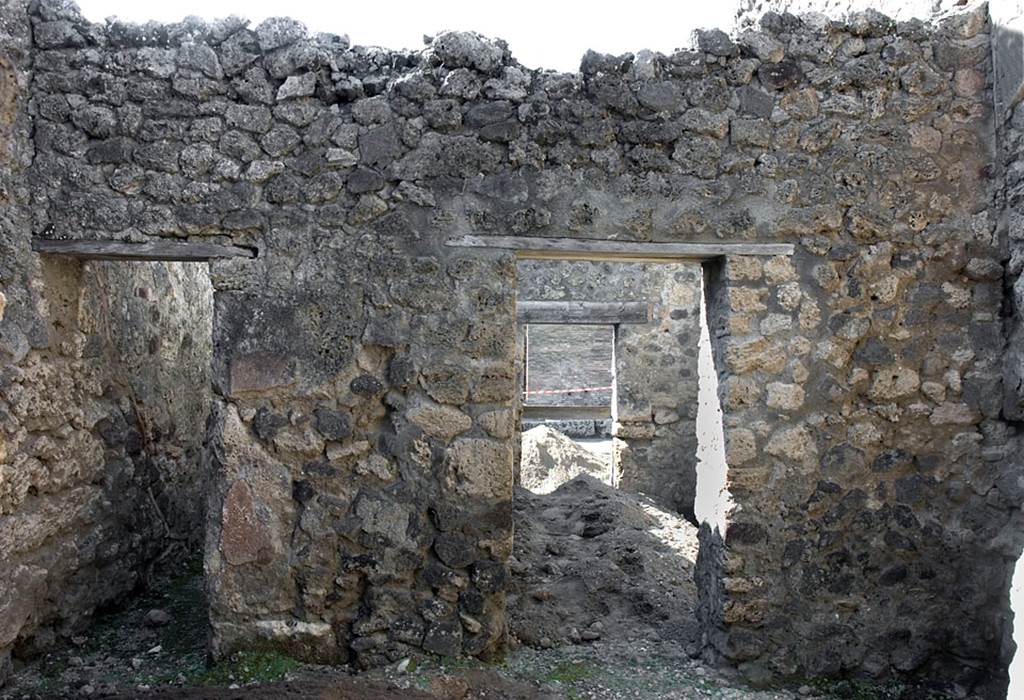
[
  {"left": 0, "top": 0, "right": 213, "bottom": 682},
  {"left": 734, "top": 0, "right": 970, "bottom": 28},
  {"left": 686, "top": 10, "right": 1013, "bottom": 690},
  {"left": 518, "top": 260, "right": 702, "bottom": 519},
  {"left": 14, "top": 0, "right": 1024, "bottom": 695},
  {"left": 986, "top": 0, "right": 1024, "bottom": 681}
]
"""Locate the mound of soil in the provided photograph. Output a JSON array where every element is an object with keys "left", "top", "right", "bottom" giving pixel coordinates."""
[
  {"left": 508, "top": 475, "right": 701, "bottom": 651},
  {"left": 519, "top": 426, "right": 611, "bottom": 493}
]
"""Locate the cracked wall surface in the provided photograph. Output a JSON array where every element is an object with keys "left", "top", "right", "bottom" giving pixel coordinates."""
[{"left": 2, "top": 0, "right": 1023, "bottom": 696}]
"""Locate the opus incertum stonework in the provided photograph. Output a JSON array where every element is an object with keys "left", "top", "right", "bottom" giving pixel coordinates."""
[{"left": 2, "top": 0, "right": 1023, "bottom": 696}]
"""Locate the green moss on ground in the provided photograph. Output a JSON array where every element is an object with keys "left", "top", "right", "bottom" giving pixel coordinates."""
[
  {"left": 192, "top": 651, "right": 301, "bottom": 687},
  {"left": 544, "top": 660, "right": 592, "bottom": 683}
]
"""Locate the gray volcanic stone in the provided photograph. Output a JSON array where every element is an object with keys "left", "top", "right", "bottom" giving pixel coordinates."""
[
  {"left": 350, "top": 374, "right": 385, "bottom": 396},
  {"left": 695, "top": 28, "right": 738, "bottom": 57},
  {"left": 225, "top": 104, "right": 273, "bottom": 133},
  {"left": 6, "top": 1, "right": 1021, "bottom": 696},
  {"left": 637, "top": 81, "right": 686, "bottom": 112},
  {"left": 325, "top": 148, "right": 357, "bottom": 167},
  {"left": 34, "top": 20, "right": 84, "bottom": 48},
  {"left": 737, "top": 85, "right": 774, "bottom": 117},
  {"left": 314, "top": 407, "right": 351, "bottom": 440},
  {"left": 346, "top": 167, "right": 384, "bottom": 193},
  {"left": 464, "top": 101, "right": 514, "bottom": 127},
  {"left": 358, "top": 124, "right": 403, "bottom": 168},
  {"left": 430, "top": 31, "right": 509, "bottom": 74},
  {"left": 738, "top": 29, "right": 784, "bottom": 62},
  {"left": 422, "top": 620, "right": 462, "bottom": 656},
  {"left": 757, "top": 60, "right": 804, "bottom": 89},
  {"left": 277, "top": 72, "right": 317, "bottom": 101},
  {"left": 255, "top": 16, "right": 307, "bottom": 52},
  {"left": 219, "top": 30, "right": 260, "bottom": 76},
  {"left": 260, "top": 124, "right": 301, "bottom": 157},
  {"left": 179, "top": 42, "right": 223, "bottom": 79},
  {"left": 233, "top": 66, "right": 275, "bottom": 104},
  {"left": 849, "top": 8, "right": 896, "bottom": 37},
  {"left": 71, "top": 105, "right": 118, "bottom": 138}
]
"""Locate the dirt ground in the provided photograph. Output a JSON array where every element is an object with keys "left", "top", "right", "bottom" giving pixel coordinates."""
[
  {"left": 102, "top": 667, "right": 543, "bottom": 699},
  {"left": 1, "top": 479, "right": 951, "bottom": 700}
]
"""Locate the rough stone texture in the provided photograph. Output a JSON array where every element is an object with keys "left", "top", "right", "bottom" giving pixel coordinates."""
[
  {"left": 3, "top": 0, "right": 1022, "bottom": 696},
  {"left": 615, "top": 265, "right": 702, "bottom": 521},
  {"left": 517, "top": 260, "right": 702, "bottom": 520},
  {"left": 0, "top": 1, "right": 213, "bottom": 681},
  {"left": 520, "top": 417, "right": 613, "bottom": 438},
  {"left": 734, "top": 0, "right": 975, "bottom": 28},
  {"left": 988, "top": 0, "right": 1024, "bottom": 690},
  {"left": 0, "top": 256, "right": 213, "bottom": 673}
]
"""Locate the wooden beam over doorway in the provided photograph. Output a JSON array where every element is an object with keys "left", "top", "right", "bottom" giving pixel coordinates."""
[
  {"left": 32, "top": 238, "right": 257, "bottom": 262},
  {"left": 446, "top": 235, "right": 794, "bottom": 261}
]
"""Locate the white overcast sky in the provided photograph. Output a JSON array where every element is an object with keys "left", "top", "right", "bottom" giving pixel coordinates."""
[{"left": 76, "top": 1, "right": 735, "bottom": 72}]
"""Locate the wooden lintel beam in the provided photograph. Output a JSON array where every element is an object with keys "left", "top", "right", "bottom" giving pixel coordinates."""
[
  {"left": 521, "top": 405, "right": 612, "bottom": 420},
  {"left": 32, "top": 238, "right": 257, "bottom": 262},
  {"left": 517, "top": 300, "right": 650, "bottom": 325},
  {"left": 446, "top": 235, "right": 794, "bottom": 261}
]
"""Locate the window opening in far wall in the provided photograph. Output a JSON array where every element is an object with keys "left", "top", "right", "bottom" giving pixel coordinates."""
[{"left": 520, "top": 323, "right": 615, "bottom": 491}]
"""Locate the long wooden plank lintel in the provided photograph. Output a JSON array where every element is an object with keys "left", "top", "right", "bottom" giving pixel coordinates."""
[
  {"left": 517, "top": 301, "right": 650, "bottom": 325},
  {"left": 447, "top": 235, "right": 794, "bottom": 261},
  {"left": 522, "top": 405, "right": 612, "bottom": 420},
  {"left": 32, "top": 238, "right": 257, "bottom": 262}
]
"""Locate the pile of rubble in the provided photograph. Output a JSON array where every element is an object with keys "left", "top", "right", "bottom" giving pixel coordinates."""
[
  {"left": 519, "top": 426, "right": 613, "bottom": 493},
  {"left": 508, "top": 473, "right": 701, "bottom": 652}
]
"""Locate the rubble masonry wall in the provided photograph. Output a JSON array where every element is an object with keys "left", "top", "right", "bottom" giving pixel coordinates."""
[
  {"left": 4, "top": 0, "right": 1023, "bottom": 695},
  {"left": 0, "top": 0, "right": 213, "bottom": 684}
]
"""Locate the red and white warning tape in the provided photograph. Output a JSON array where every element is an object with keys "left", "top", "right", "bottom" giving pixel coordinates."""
[{"left": 523, "top": 385, "right": 613, "bottom": 395}]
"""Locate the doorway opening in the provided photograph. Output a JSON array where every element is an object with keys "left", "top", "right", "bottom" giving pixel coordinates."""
[
  {"left": 1, "top": 243, "right": 220, "bottom": 691},
  {"left": 513, "top": 258, "right": 707, "bottom": 522},
  {"left": 506, "top": 253, "right": 726, "bottom": 651},
  {"left": 1010, "top": 552, "right": 1024, "bottom": 697}
]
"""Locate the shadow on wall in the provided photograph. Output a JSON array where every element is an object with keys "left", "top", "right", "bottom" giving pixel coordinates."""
[
  {"left": 0, "top": 254, "right": 213, "bottom": 679},
  {"left": 994, "top": 9, "right": 1024, "bottom": 699}
]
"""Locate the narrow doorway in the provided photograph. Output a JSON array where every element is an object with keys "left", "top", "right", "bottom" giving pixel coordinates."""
[
  {"left": 506, "top": 255, "right": 712, "bottom": 652},
  {"left": 514, "top": 258, "right": 704, "bottom": 521}
]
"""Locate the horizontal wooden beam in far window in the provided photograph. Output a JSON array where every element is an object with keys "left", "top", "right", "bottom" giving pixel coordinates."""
[
  {"left": 521, "top": 405, "right": 612, "bottom": 420},
  {"left": 517, "top": 301, "right": 650, "bottom": 325}
]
